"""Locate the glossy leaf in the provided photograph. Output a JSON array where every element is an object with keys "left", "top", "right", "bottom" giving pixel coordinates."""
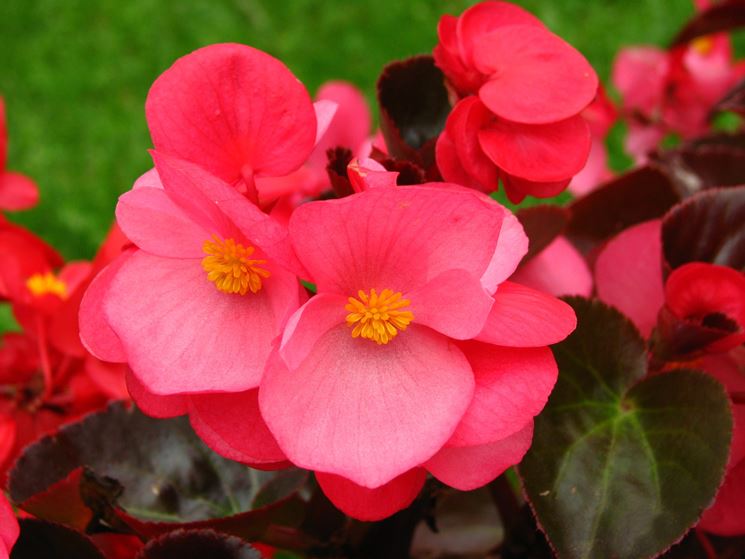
[
  {"left": 661, "top": 186, "right": 745, "bottom": 272},
  {"left": 520, "top": 298, "right": 733, "bottom": 559},
  {"left": 566, "top": 167, "right": 679, "bottom": 252},
  {"left": 8, "top": 403, "right": 307, "bottom": 541},
  {"left": 136, "top": 529, "right": 260, "bottom": 559}
]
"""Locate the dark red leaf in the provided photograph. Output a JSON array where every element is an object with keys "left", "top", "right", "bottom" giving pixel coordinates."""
[
  {"left": 671, "top": 0, "right": 745, "bottom": 46},
  {"left": 135, "top": 529, "right": 260, "bottom": 559},
  {"left": 516, "top": 205, "right": 570, "bottom": 261},
  {"left": 10, "top": 519, "right": 105, "bottom": 559}
]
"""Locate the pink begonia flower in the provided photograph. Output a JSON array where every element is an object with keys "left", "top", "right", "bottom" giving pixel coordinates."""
[
  {"left": 612, "top": 24, "right": 745, "bottom": 163},
  {"left": 0, "top": 492, "right": 18, "bottom": 559},
  {"left": 79, "top": 153, "right": 301, "bottom": 469},
  {"left": 434, "top": 1, "right": 597, "bottom": 203},
  {"left": 250, "top": 185, "right": 576, "bottom": 519},
  {"left": 256, "top": 81, "right": 373, "bottom": 204},
  {"left": 594, "top": 221, "right": 745, "bottom": 536},
  {"left": 145, "top": 43, "right": 317, "bottom": 202},
  {"left": 0, "top": 98, "right": 38, "bottom": 211},
  {"left": 569, "top": 86, "right": 617, "bottom": 196},
  {"left": 511, "top": 236, "right": 593, "bottom": 297}
]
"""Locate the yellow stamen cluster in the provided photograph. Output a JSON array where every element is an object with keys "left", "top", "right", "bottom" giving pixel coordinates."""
[
  {"left": 691, "top": 36, "right": 714, "bottom": 56},
  {"left": 26, "top": 272, "right": 67, "bottom": 299},
  {"left": 201, "top": 235, "right": 270, "bottom": 295},
  {"left": 345, "top": 288, "right": 414, "bottom": 345}
]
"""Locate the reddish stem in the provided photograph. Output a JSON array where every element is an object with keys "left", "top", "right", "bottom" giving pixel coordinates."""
[{"left": 695, "top": 528, "right": 718, "bottom": 559}]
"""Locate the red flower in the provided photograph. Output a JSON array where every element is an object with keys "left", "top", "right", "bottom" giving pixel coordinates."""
[{"left": 434, "top": 1, "right": 598, "bottom": 202}]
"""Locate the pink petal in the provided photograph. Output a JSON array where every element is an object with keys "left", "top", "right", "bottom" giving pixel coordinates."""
[
  {"left": 132, "top": 167, "right": 162, "bottom": 190},
  {"left": 316, "top": 468, "right": 426, "bottom": 521},
  {"left": 0, "top": 172, "right": 38, "bottom": 211},
  {"left": 511, "top": 236, "right": 593, "bottom": 297},
  {"left": 435, "top": 130, "right": 484, "bottom": 190},
  {"left": 309, "top": 81, "right": 372, "bottom": 168},
  {"left": 0, "top": 492, "right": 18, "bottom": 558},
  {"left": 79, "top": 252, "right": 133, "bottom": 363},
  {"left": 146, "top": 43, "right": 316, "bottom": 184},
  {"left": 105, "top": 251, "right": 294, "bottom": 395},
  {"left": 189, "top": 389, "right": 288, "bottom": 466},
  {"left": 115, "top": 187, "right": 210, "bottom": 258},
  {"left": 568, "top": 137, "right": 612, "bottom": 196},
  {"left": 474, "top": 26, "right": 597, "bottom": 124},
  {"left": 457, "top": 2, "right": 544, "bottom": 68},
  {"left": 594, "top": 220, "right": 664, "bottom": 338},
  {"left": 425, "top": 421, "right": 534, "bottom": 491},
  {"left": 347, "top": 157, "right": 399, "bottom": 192},
  {"left": 126, "top": 369, "right": 187, "bottom": 418},
  {"left": 698, "top": 458, "right": 745, "bottom": 536},
  {"left": 289, "top": 186, "right": 503, "bottom": 296},
  {"left": 482, "top": 211, "right": 528, "bottom": 293},
  {"left": 448, "top": 343, "right": 556, "bottom": 447},
  {"left": 476, "top": 281, "right": 577, "bottom": 347},
  {"left": 612, "top": 47, "right": 668, "bottom": 115},
  {"left": 313, "top": 99, "right": 338, "bottom": 145},
  {"left": 479, "top": 115, "right": 591, "bottom": 183},
  {"left": 279, "top": 293, "right": 347, "bottom": 370},
  {"left": 260, "top": 325, "right": 474, "bottom": 488},
  {"left": 444, "top": 97, "right": 499, "bottom": 189},
  {"left": 408, "top": 269, "right": 494, "bottom": 340}
]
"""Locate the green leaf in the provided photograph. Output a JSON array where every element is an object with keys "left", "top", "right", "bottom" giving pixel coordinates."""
[{"left": 520, "top": 298, "right": 733, "bottom": 559}]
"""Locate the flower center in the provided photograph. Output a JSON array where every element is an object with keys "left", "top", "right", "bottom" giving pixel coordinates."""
[
  {"left": 201, "top": 235, "right": 270, "bottom": 295},
  {"left": 345, "top": 288, "right": 414, "bottom": 345},
  {"left": 26, "top": 272, "right": 67, "bottom": 299}
]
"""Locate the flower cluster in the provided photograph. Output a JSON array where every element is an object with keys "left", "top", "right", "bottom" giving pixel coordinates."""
[
  {"left": 433, "top": 1, "right": 599, "bottom": 202},
  {"left": 79, "top": 42, "right": 576, "bottom": 520}
]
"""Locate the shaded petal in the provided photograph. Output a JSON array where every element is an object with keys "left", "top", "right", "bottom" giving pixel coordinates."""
[
  {"left": 279, "top": 293, "right": 347, "bottom": 370},
  {"left": 476, "top": 281, "right": 576, "bottom": 347},
  {"left": 444, "top": 97, "right": 499, "bottom": 189},
  {"left": 313, "top": 99, "right": 338, "bottom": 145},
  {"left": 260, "top": 324, "right": 474, "bottom": 487},
  {"left": 79, "top": 251, "right": 133, "bottom": 363},
  {"left": 435, "top": 129, "right": 484, "bottom": 190},
  {"left": 85, "top": 357, "right": 128, "bottom": 400},
  {"left": 502, "top": 175, "right": 571, "bottom": 205},
  {"left": 0, "top": 492, "right": 19, "bottom": 559},
  {"left": 698, "top": 458, "right": 745, "bottom": 536},
  {"left": 408, "top": 269, "right": 494, "bottom": 340},
  {"left": 511, "top": 236, "right": 593, "bottom": 297},
  {"left": 425, "top": 421, "right": 534, "bottom": 490},
  {"left": 479, "top": 115, "right": 591, "bottom": 183},
  {"left": 449, "top": 342, "right": 556, "bottom": 447},
  {"left": 189, "top": 389, "right": 288, "bottom": 466},
  {"left": 126, "top": 369, "right": 187, "bottom": 418},
  {"left": 146, "top": 43, "right": 316, "bottom": 183},
  {"left": 316, "top": 469, "right": 426, "bottom": 521},
  {"left": 595, "top": 220, "right": 664, "bottom": 338},
  {"left": 474, "top": 25, "right": 597, "bottom": 124},
  {"left": 482, "top": 211, "right": 528, "bottom": 293},
  {"left": 289, "top": 186, "right": 503, "bottom": 296},
  {"left": 0, "top": 172, "right": 38, "bottom": 211},
  {"left": 116, "top": 187, "right": 210, "bottom": 258},
  {"left": 105, "top": 251, "right": 289, "bottom": 395}
]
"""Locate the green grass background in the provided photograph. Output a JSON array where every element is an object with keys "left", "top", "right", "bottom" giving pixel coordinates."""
[{"left": 0, "top": 0, "right": 694, "bottom": 261}]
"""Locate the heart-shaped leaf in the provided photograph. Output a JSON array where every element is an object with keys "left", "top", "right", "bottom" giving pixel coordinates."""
[
  {"left": 10, "top": 519, "right": 105, "bottom": 559},
  {"left": 567, "top": 167, "right": 679, "bottom": 253},
  {"left": 661, "top": 186, "right": 745, "bottom": 272},
  {"left": 135, "top": 529, "right": 260, "bottom": 559},
  {"left": 8, "top": 403, "right": 307, "bottom": 541},
  {"left": 520, "top": 298, "right": 733, "bottom": 559}
]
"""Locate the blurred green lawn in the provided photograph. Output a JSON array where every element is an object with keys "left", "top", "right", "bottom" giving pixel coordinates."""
[{"left": 0, "top": 0, "right": 693, "bottom": 261}]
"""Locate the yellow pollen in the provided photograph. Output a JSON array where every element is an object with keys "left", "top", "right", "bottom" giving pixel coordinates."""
[
  {"left": 26, "top": 272, "right": 68, "bottom": 299},
  {"left": 691, "top": 36, "right": 714, "bottom": 56},
  {"left": 201, "top": 235, "right": 270, "bottom": 295},
  {"left": 345, "top": 288, "right": 414, "bottom": 345}
]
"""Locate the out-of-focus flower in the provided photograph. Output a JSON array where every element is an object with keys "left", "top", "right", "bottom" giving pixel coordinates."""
[
  {"left": 612, "top": 12, "right": 745, "bottom": 162},
  {"left": 0, "top": 98, "right": 38, "bottom": 212},
  {"left": 434, "top": 1, "right": 598, "bottom": 202},
  {"left": 510, "top": 236, "right": 593, "bottom": 297}
]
